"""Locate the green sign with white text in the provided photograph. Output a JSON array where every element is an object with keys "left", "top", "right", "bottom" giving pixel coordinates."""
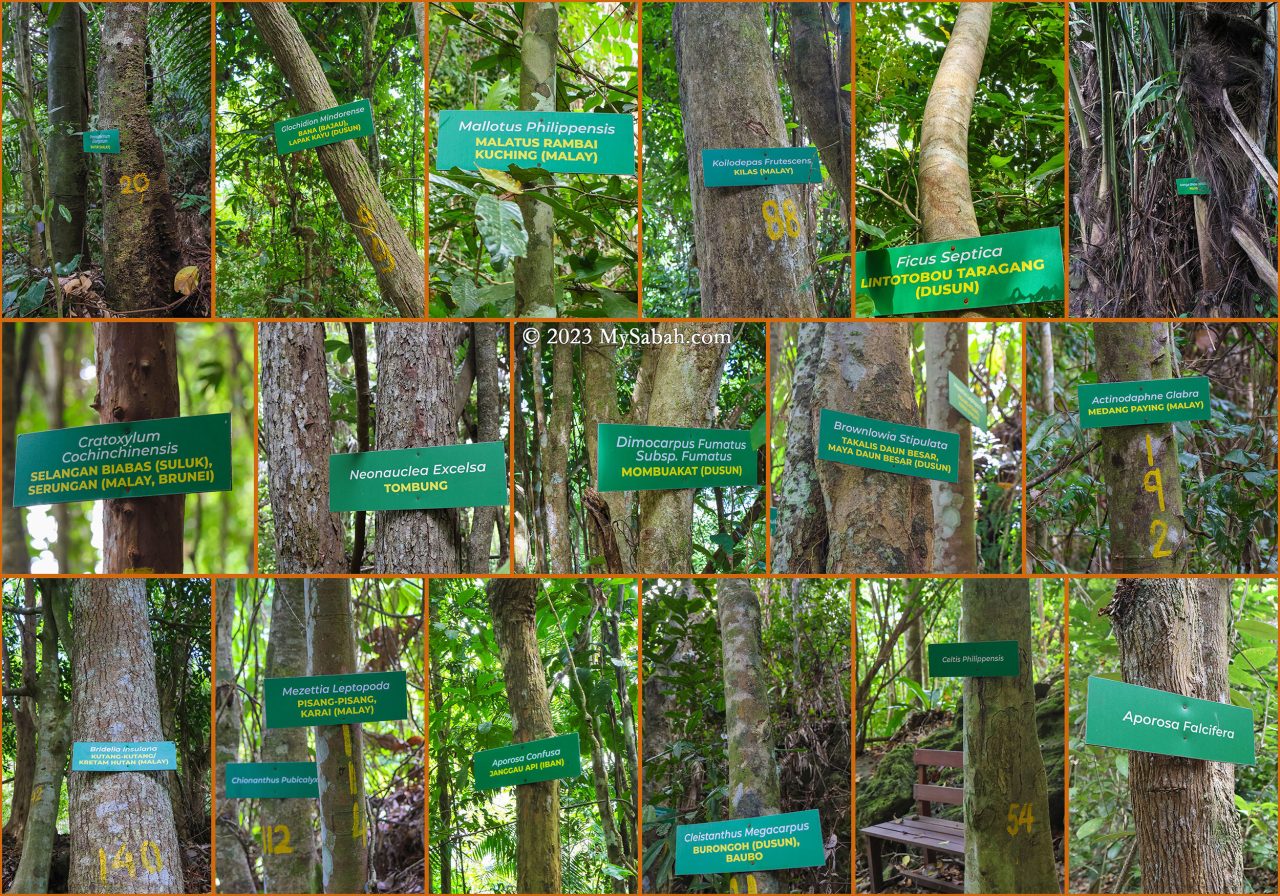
[
  {"left": 596, "top": 423, "right": 756, "bottom": 492},
  {"left": 928, "top": 640, "right": 1018, "bottom": 678},
  {"left": 329, "top": 441, "right": 507, "bottom": 511},
  {"left": 71, "top": 741, "right": 176, "bottom": 771},
  {"left": 1078, "top": 376, "right": 1210, "bottom": 429},
  {"left": 83, "top": 129, "right": 120, "bottom": 153},
  {"left": 264, "top": 671, "right": 408, "bottom": 728},
  {"left": 473, "top": 732, "right": 581, "bottom": 790},
  {"left": 816, "top": 409, "right": 959, "bottom": 483},
  {"left": 1177, "top": 178, "right": 1211, "bottom": 196},
  {"left": 947, "top": 372, "right": 988, "bottom": 431},
  {"left": 13, "top": 413, "right": 232, "bottom": 507},
  {"left": 1084, "top": 675, "right": 1254, "bottom": 764},
  {"left": 702, "top": 148, "right": 823, "bottom": 187},
  {"left": 858, "top": 226, "right": 1064, "bottom": 316},
  {"left": 225, "top": 762, "right": 319, "bottom": 798},
  {"left": 675, "top": 809, "right": 825, "bottom": 875},
  {"left": 274, "top": 99, "right": 375, "bottom": 154},
  {"left": 436, "top": 110, "right": 635, "bottom": 176}
]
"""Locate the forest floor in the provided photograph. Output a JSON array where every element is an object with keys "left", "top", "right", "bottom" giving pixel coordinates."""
[{"left": 1, "top": 830, "right": 210, "bottom": 894}]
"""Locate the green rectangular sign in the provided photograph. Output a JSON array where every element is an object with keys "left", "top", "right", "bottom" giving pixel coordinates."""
[
  {"left": 702, "top": 148, "right": 823, "bottom": 187},
  {"left": 947, "top": 371, "right": 988, "bottom": 431},
  {"left": 435, "top": 110, "right": 636, "bottom": 176},
  {"left": 1177, "top": 177, "right": 1211, "bottom": 196},
  {"left": 857, "top": 226, "right": 1064, "bottom": 316},
  {"left": 1084, "top": 676, "right": 1254, "bottom": 765},
  {"left": 274, "top": 99, "right": 375, "bottom": 154},
  {"left": 675, "top": 809, "right": 825, "bottom": 875},
  {"left": 83, "top": 129, "right": 120, "bottom": 153},
  {"left": 473, "top": 732, "right": 582, "bottom": 790},
  {"left": 1078, "top": 376, "right": 1210, "bottom": 429},
  {"left": 329, "top": 441, "right": 507, "bottom": 511},
  {"left": 264, "top": 670, "right": 408, "bottom": 729},
  {"left": 72, "top": 741, "right": 176, "bottom": 771},
  {"left": 928, "top": 640, "right": 1019, "bottom": 678},
  {"left": 225, "top": 762, "right": 319, "bottom": 799},
  {"left": 13, "top": 413, "right": 232, "bottom": 507},
  {"left": 596, "top": 423, "right": 756, "bottom": 492},
  {"left": 816, "top": 409, "right": 959, "bottom": 483}
]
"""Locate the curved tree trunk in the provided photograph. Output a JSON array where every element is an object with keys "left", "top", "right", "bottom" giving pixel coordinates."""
[
  {"left": 215, "top": 580, "right": 257, "bottom": 895},
  {"left": 245, "top": 3, "right": 424, "bottom": 316},
  {"left": 514, "top": 3, "right": 558, "bottom": 317},
  {"left": 99, "top": 3, "right": 183, "bottom": 313},
  {"left": 68, "top": 579, "right": 185, "bottom": 894},
  {"left": 924, "top": 323, "right": 976, "bottom": 572},
  {"left": 47, "top": 1, "right": 88, "bottom": 268},
  {"left": 95, "top": 322, "right": 183, "bottom": 573},
  {"left": 674, "top": 3, "right": 817, "bottom": 317}
]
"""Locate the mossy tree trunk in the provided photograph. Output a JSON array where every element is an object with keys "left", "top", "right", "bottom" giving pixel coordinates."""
[
  {"left": 924, "top": 323, "right": 976, "bottom": 572},
  {"left": 47, "top": 0, "right": 88, "bottom": 268},
  {"left": 514, "top": 3, "right": 558, "bottom": 316}
]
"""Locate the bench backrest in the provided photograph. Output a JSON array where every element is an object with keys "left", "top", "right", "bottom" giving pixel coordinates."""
[{"left": 912, "top": 749, "right": 962, "bottom": 817}]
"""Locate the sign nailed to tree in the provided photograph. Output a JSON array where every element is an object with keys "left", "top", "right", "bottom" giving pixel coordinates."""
[
  {"left": 435, "top": 110, "right": 636, "bottom": 176},
  {"left": 329, "top": 441, "right": 508, "bottom": 511},
  {"left": 701, "top": 148, "right": 824, "bottom": 187},
  {"left": 596, "top": 423, "right": 757, "bottom": 492},
  {"left": 858, "top": 226, "right": 1064, "bottom": 316},
  {"left": 1083, "top": 676, "right": 1255, "bottom": 765},
  {"left": 928, "top": 640, "right": 1019, "bottom": 678},
  {"left": 947, "top": 372, "right": 988, "bottom": 431},
  {"left": 1077, "top": 376, "right": 1211, "bottom": 429},
  {"left": 473, "top": 732, "right": 582, "bottom": 791},
  {"left": 225, "top": 762, "right": 320, "bottom": 798},
  {"left": 264, "top": 670, "right": 408, "bottom": 728},
  {"left": 83, "top": 129, "right": 120, "bottom": 153},
  {"left": 1176, "top": 177, "right": 1211, "bottom": 196},
  {"left": 816, "top": 409, "right": 959, "bottom": 483},
  {"left": 675, "top": 809, "right": 825, "bottom": 875},
  {"left": 71, "top": 741, "right": 177, "bottom": 771},
  {"left": 274, "top": 99, "right": 375, "bottom": 154},
  {"left": 12, "top": 413, "right": 232, "bottom": 507}
]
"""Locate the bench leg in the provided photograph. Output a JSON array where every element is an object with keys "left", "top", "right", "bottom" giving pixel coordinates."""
[{"left": 864, "top": 836, "right": 886, "bottom": 893}]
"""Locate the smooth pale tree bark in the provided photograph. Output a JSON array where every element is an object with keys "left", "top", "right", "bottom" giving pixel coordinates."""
[
  {"left": 47, "top": 0, "right": 88, "bottom": 267},
  {"left": 924, "top": 323, "right": 977, "bottom": 572},
  {"left": 99, "top": 4, "right": 183, "bottom": 312},
  {"left": 1039, "top": 323, "right": 1055, "bottom": 414},
  {"left": 3, "top": 329, "right": 31, "bottom": 573},
  {"left": 214, "top": 580, "right": 257, "bottom": 895},
  {"left": 262, "top": 579, "right": 319, "bottom": 893},
  {"left": 10, "top": 581, "right": 73, "bottom": 895},
  {"left": 68, "top": 580, "right": 185, "bottom": 894},
  {"left": 468, "top": 323, "right": 505, "bottom": 571},
  {"left": 487, "top": 578, "right": 561, "bottom": 893},
  {"left": 919, "top": 3, "right": 991, "bottom": 242},
  {"left": 542, "top": 333, "right": 574, "bottom": 572},
  {"left": 773, "top": 323, "right": 829, "bottom": 573},
  {"left": 674, "top": 3, "right": 817, "bottom": 317},
  {"left": 717, "top": 579, "right": 782, "bottom": 895},
  {"left": 1095, "top": 324, "right": 1186, "bottom": 573},
  {"left": 785, "top": 2, "right": 851, "bottom": 219},
  {"left": 1106, "top": 578, "right": 1242, "bottom": 894},
  {"left": 11, "top": 3, "right": 46, "bottom": 269},
  {"left": 261, "top": 323, "right": 348, "bottom": 573},
  {"left": 960, "top": 578, "right": 1059, "bottom": 893},
  {"left": 514, "top": 3, "right": 558, "bottom": 316},
  {"left": 245, "top": 3, "right": 424, "bottom": 316},
  {"left": 372, "top": 322, "right": 462, "bottom": 572},
  {"left": 305, "top": 578, "right": 369, "bottom": 894},
  {"left": 94, "top": 323, "right": 183, "bottom": 573}
]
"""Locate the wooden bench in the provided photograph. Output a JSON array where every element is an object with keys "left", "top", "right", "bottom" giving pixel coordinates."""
[{"left": 861, "top": 748, "right": 964, "bottom": 893}]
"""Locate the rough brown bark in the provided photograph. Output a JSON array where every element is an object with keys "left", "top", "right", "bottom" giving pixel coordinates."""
[
  {"left": 214, "top": 580, "right": 257, "bottom": 895},
  {"left": 785, "top": 2, "right": 851, "bottom": 220},
  {"left": 94, "top": 322, "right": 183, "bottom": 573},
  {"left": 68, "top": 579, "right": 185, "bottom": 894},
  {"left": 47, "top": 0, "right": 88, "bottom": 268},
  {"left": 245, "top": 3, "right": 425, "bottom": 316},
  {"left": 772, "top": 322, "right": 829, "bottom": 573},
  {"left": 260, "top": 322, "right": 347, "bottom": 573},
  {"left": 487, "top": 578, "right": 561, "bottom": 893},
  {"left": 924, "top": 323, "right": 977, "bottom": 572},
  {"left": 514, "top": 3, "right": 558, "bottom": 316}
]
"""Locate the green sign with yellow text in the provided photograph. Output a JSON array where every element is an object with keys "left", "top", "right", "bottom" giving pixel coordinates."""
[
  {"left": 225, "top": 762, "right": 319, "bottom": 798},
  {"left": 596, "top": 424, "right": 756, "bottom": 492},
  {"left": 329, "top": 441, "right": 507, "bottom": 511},
  {"left": 1177, "top": 178, "right": 1211, "bottom": 196},
  {"left": 928, "top": 640, "right": 1019, "bottom": 678},
  {"left": 702, "top": 148, "right": 823, "bottom": 187},
  {"left": 675, "top": 809, "right": 825, "bottom": 875},
  {"left": 436, "top": 110, "right": 635, "bottom": 176},
  {"left": 1078, "top": 376, "right": 1210, "bottom": 429},
  {"left": 816, "top": 409, "right": 958, "bottom": 483},
  {"left": 473, "top": 733, "right": 581, "bottom": 790},
  {"left": 1084, "top": 676, "right": 1254, "bottom": 764},
  {"left": 858, "top": 227, "right": 1063, "bottom": 316},
  {"left": 264, "top": 671, "right": 407, "bottom": 728},
  {"left": 275, "top": 99, "right": 375, "bottom": 154},
  {"left": 947, "top": 372, "right": 988, "bottom": 431},
  {"left": 83, "top": 129, "right": 120, "bottom": 153}
]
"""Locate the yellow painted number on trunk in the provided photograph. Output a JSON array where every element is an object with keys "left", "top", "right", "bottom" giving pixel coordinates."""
[
  {"left": 1143, "top": 434, "right": 1175, "bottom": 559},
  {"left": 1006, "top": 802, "right": 1035, "bottom": 835},
  {"left": 761, "top": 198, "right": 800, "bottom": 240},
  {"left": 119, "top": 173, "right": 150, "bottom": 195},
  {"left": 356, "top": 204, "right": 396, "bottom": 274},
  {"left": 729, "top": 874, "right": 758, "bottom": 893},
  {"left": 263, "top": 824, "right": 293, "bottom": 854}
]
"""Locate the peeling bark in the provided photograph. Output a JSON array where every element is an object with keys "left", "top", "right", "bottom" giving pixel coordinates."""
[{"left": 773, "top": 322, "right": 830, "bottom": 573}]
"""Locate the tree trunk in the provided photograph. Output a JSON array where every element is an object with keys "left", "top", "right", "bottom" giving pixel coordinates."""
[
  {"left": 1039, "top": 323, "right": 1055, "bottom": 414},
  {"left": 214, "top": 580, "right": 257, "bottom": 895},
  {"left": 428, "top": 643, "right": 454, "bottom": 895},
  {"left": 580, "top": 325, "right": 635, "bottom": 571},
  {"left": 773, "top": 322, "right": 829, "bottom": 573},
  {"left": 261, "top": 322, "right": 348, "bottom": 573},
  {"left": 99, "top": 3, "right": 183, "bottom": 313},
  {"left": 11, "top": 3, "right": 46, "bottom": 269},
  {"left": 919, "top": 3, "right": 991, "bottom": 242},
  {"left": 785, "top": 2, "right": 851, "bottom": 220},
  {"left": 47, "top": 0, "right": 88, "bottom": 267},
  {"left": 4, "top": 328, "right": 31, "bottom": 573},
  {"left": 468, "top": 323, "right": 505, "bottom": 572},
  {"left": 1094, "top": 323, "right": 1187, "bottom": 573},
  {"left": 372, "top": 322, "right": 462, "bottom": 573},
  {"left": 305, "top": 578, "right": 369, "bottom": 894},
  {"left": 904, "top": 581, "right": 925, "bottom": 700},
  {"left": 1106, "top": 578, "right": 1242, "bottom": 894},
  {"left": 10, "top": 581, "right": 73, "bottom": 895},
  {"left": 717, "top": 579, "right": 782, "bottom": 895},
  {"left": 674, "top": 3, "right": 817, "bottom": 317},
  {"left": 543, "top": 332, "right": 574, "bottom": 572},
  {"left": 514, "top": 3, "right": 558, "bottom": 317},
  {"left": 4, "top": 582, "right": 38, "bottom": 845},
  {"left": 486, "top": 578, "right": 561, "bottom": 894},
  {"left": 924, "top": 323, "right": 977, "bottom": 572},
  {"left": 960, "top": 578, "right": 1059, "bottom": 893},
  {"left": 94, "top": 322, "right": 183, "bottom": 573},
  {"left": 68, "top": 579, "right": 185, "bottom": 894},
  {"left": 245, "top": 3, "right": 424, "bottom": 316}
]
